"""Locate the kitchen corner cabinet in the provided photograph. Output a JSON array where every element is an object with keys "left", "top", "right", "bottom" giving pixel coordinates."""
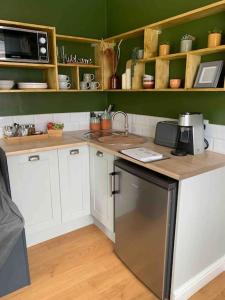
[
  {"left": 90, "top": 147, "right": 115, "bottom": 234},
  {"left": 58, "top": 146, "right": 90, "bottom": 223},
  {"left": 7, "top": 150, "right": 61, "bottom": 240}
]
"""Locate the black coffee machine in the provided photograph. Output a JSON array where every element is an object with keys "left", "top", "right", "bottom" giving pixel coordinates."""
[{"left": 172, "top": 112, "right": 207, "bottom": 156}]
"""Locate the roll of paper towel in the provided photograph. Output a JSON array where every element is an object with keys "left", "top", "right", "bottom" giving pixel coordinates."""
[
  {"left": 126, "top": 68, "right": 131, "bottom": 90},
  {"left": 122, "top": 73, "right": 127, "bottom": 89}
]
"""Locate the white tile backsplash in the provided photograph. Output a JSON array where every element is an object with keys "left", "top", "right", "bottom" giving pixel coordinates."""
[
  {"left": 0, "top": 111, "right": 225, "bottom": 155},
  {"left": 213, "top": 139, "right": 225, "bottom": 154},
  {"left": 34, "top": 114, "right": 53, "bottom": 124}
]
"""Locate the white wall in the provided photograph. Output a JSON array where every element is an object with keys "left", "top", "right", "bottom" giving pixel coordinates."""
[{"left": 171, "top": 166, "right": 225, "bottom": 299}]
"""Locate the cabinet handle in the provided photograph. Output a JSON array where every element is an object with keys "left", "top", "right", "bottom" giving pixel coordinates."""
[
  {"left": 28, "top": 155, "right": 40, "bottom": 162},
  {"left": 70, "top": 149, "right": 79, "bottom": 155},
  {"left": 109, "top": 172, "right": 120, "bottom": 197},
  {"left": 96, "top": 151, "right": 103, "bottom": 157}
]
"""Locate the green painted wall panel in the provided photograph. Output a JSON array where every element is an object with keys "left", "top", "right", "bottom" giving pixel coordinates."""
[
  {"left": 107, "top": 0, "right": 225, "bottom": 125},
  {"left": 0, "top": 0, "right": 107, "bottom": 116},
  {"left": 0, "top": 93, "right": 107, "bottom": 116},
  {"left": 109, "top": 92, "right": 225, "bottom": 125}
]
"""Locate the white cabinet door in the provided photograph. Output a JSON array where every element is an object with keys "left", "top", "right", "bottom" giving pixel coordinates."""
[
  {"left": 7, "top": 150, "right": 61, "bottom": 235},
  {"left": 90, "top": 147, "right": 114, "bottom": 233},
  {"left": 58, "top": 145, "right": 90, "bottom": 223}
]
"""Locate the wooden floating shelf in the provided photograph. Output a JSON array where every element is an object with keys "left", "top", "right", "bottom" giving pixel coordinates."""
[
  {"left": 57, "top": 63, "right": 101, "bottom": 68},
  {"left": 105, "top": 0, "right": 225, "bottom": 41},
  {"left": 190, "top": 44, "right": 225, "bottom": 56},
  {"left": 0, "top": 19, "right": 55, "bottom": 31},
  {"left": 149, "top": 0, "right": 225, "bottom": 30},
  {"left": 105, "top": 88, "right": 225, "bottom": 92},
  {"left": 138, "top": 45, "right": 225, "bottom": 63},
  {"left": 187, "top": 88, "right": 225, "bottom": 92},
  {"left": 57, "top": 89, "right": 102, "bottom": 92},
  {"left": 0, "top": 89, "right": 57, "bottom": 93},
  {"left": 1, "top": 3, "right": 224, "bottom": 94},
  {"left": 0, "top": 62, "right": 56, "bottom": 69},
  {"left": 56, "top": 34, "right": 101, "bottom": 44}
]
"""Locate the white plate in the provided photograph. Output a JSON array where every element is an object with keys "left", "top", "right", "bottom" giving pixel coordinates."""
[{"left": 18, "top": 82, "right": 48, "bottom": 89}]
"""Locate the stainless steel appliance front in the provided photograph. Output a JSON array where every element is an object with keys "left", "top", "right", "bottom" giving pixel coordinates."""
[{"left": 114, "top": 159, "right": 177, "bottom": 300}]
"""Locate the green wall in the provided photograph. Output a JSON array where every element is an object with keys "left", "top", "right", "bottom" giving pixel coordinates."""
[
  {"left": 0, "top": 0, "right": 107, "bottom": 116},
  {"left": 106, "top": 0, "right": 225, "bottom": 125},
  {"left": 1, "top": 0, "right": 225, "bottom": 124}
]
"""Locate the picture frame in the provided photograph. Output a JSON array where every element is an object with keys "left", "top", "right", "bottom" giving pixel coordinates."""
[{"left": 194, "top": 60, "right": 224, "bottom": 88}]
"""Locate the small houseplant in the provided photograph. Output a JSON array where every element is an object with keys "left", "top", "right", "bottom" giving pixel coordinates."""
[
  {"left": 180, "top": 34, "right": 195, "bottom": 52},
  {"left": 159, "top": 41, "right": 170, "bottom": 56},
  {"left": 208, "top": 28, "right": 222, "bottom": 48}
]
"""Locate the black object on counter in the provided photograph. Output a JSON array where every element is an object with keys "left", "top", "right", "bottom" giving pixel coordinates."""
[{"left": 154, "top": 121, "right": 179, "bottom": 148}]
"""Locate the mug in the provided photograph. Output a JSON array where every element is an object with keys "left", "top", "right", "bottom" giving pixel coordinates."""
[
  {"left": 80, "top": 81, "right": 90, "bottom": 90},
  {"left": 83, "top": 73, "right": 95, "bottom": 82},
  {"left": 59, "top": 81, "right": 71, "bottom": 89},
  {"left": 90, "top": 81, "right": 100, "bottom": 90},
  {"left": 58, "top": 74, "right": 70, "bottom": 82}
]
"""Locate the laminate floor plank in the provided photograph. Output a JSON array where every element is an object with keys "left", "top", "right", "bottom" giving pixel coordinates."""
[{"left": 2, "top": 225, "right": 225, "bottom": 300}]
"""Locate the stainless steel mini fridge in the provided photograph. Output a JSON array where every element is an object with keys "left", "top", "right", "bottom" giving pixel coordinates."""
[{"left": 113, "top": 159, "right": 177, "bottom": 300}]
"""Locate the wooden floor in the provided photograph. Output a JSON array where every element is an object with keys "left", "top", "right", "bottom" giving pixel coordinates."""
[{"left": 2, "top": 225, "right": 225, "bottom": 300}]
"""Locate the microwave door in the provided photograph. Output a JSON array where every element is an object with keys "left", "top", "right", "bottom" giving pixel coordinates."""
[{"left": 1, "top": 29, "right": 38, "bottom": 61}]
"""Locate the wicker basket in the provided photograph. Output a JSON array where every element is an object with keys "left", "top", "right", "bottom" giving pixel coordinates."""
[{"left": 47, "top": 129, "right": 63, "bottom": 137}]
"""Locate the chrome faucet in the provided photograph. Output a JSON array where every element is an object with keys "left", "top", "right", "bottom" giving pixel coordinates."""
[{"left": 112, "top": 111, "right": 129, "bottom": 135}]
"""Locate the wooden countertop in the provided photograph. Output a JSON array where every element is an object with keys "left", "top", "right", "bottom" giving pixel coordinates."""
[{"left": 1, "top": 131, "right": 225, "bottom": 180}]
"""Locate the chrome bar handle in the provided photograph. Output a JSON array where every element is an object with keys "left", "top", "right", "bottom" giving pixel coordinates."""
[
  {"left": 109, "top": 172, "right": 120, "bottom": 197},
  {"left": 109, "top": 172, "right": 114, "bottom": 197},
  {"left": 96, "top": 151, "right": 103, "bottom": 157},
  {"left": 70, "top": 149, "right": 79, "bottom": 155},
  {"left": 28, "top": 155, "right": 40, "bottom": 162}
]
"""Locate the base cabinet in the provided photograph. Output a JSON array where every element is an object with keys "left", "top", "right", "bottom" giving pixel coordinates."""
[
  {"left": 90, "top": 147, "right": 114, "bottom": 235},
  {"left": 58, "top": 146, "right": 90, "bottom": 223},
  {"left": 7, "top": 150, "right": 61, "bottom": 238},
  {"left": 7, "top": 146, "right": 91, "bottom": 246}
]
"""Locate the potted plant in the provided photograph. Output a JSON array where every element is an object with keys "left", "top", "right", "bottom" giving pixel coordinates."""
[
  {"left": 159, "top": 42, "right": 170, "bottom": 56},
  {"left": 180, "top": 34, "right": 195, "bottom": 52},
  {"left": 208, "top": 28, "right": 222, "bottom": 48}
]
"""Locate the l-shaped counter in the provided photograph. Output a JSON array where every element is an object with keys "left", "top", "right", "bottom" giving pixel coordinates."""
[{"left": 1, "top": 130, "right": 225, "bottom": 180}]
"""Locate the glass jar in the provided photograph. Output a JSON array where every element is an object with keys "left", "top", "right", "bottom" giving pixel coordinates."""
[
  {"left": 90, "top": 117, "right": 101, "bottom": 131},
  {"left": 101, "top": 112, "right": 112, "bottom": 130},
  {"left": 28, "top": 124, "right": 35, "bottom": 135},
  {"left": 4, "top": 126, "right": 13, "bottom": 137}
]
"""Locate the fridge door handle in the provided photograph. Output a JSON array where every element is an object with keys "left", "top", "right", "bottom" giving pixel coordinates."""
[{"left": 109, "top": 172, "right": 120, "bottom": 197}]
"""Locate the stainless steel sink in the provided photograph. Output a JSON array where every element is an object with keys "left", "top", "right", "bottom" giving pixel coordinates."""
[
  {"left": 83, "top": 131, "right": 146, "bottom": 146},
  {"left": 97, "top": 134, "right": 146, "bottom": 146}
]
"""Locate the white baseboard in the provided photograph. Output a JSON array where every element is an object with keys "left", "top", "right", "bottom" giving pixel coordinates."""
[
  {"left": 93, "top": 217, "right": 115, "bottom": 242},
  {"left": 172, "top": 255, "right": 225, "bottom": 300},
  {"left": 26, "top": 215, "right": 94, "bottom": 247}
]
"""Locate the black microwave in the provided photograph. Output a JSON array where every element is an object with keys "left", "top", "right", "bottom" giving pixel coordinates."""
[{"left": 0, "top": 26, "right": 49, "bottom": 63}]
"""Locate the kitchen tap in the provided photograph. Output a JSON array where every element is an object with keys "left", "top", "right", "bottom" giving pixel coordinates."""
[{"left": 112, "top": 111, "right": 129, "bottom": 135}]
